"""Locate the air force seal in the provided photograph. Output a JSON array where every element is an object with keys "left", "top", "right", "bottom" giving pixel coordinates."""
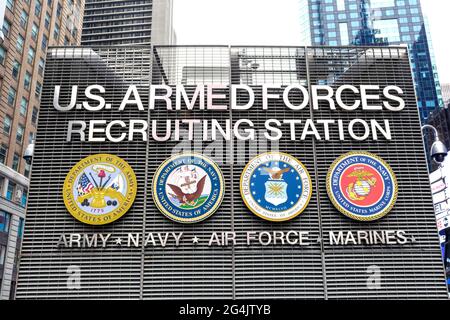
[
  {"left": 63, "top": 154, "right": 137, "bottom": 225},
  {"left": 152, "top": 153, "right": 225, "bottom": 224},
  {"left": 326, "top": 152, "right": 398, "bottom": 222},
  {"left": 240, "top": 152, "right": 312, "bottom": 222}
]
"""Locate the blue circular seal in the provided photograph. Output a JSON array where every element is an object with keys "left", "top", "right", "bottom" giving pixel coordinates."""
[
  {"left": 240, "top": 152, "right": 312, "bottom": 222},
  {"left": 326, "top": 152, "right": 398, "bottom": 222},
  {"left": 152, "top": 153, "right": 225, "bottom": 224}
]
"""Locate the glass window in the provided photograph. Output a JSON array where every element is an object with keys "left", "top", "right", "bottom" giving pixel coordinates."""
[
  {"left": 337, "top": 0, "right": 345, "bottom": 10},
  {"left": 12, "top": 154, "right": 19, "bottom": 171},
  {"left": 32, "top": 107, "right": 38, "bottom": 125},
  {"left": 20, "top": 97, "right": 28, "bottom": 116},
  {"left": 38, "top": 58, "right": 45, "bottom": 76},
  {"left": 370, "top": 0, "right": 395, "bottom": 8},
  {"left": 7, "top": 87, "right": 16, "bottom": 106},
  {"left": 56, "top": 2, "right": 62, "bottom": 18},
  {"left": 401, "top": 35, "right": 411, "bottom": 42},
  {"left": 31, "top": 23, "right": 39, "bottom": 41},
  {"left": 53, "top": 23, "right": 60, "bottom": 41},
  {"left": 24, "top": 162, "right": 31, "bottom": 178},
  {"left": 28, "top": 132, "right": 35, "bottom": 144},
  {"left": 12, "top": 60, "right": 21, "bottom": 79},
  {"left": 373, "top": 19, "right": 400, "bottom": 42},
  {"left": 21, "top": 189, "right": 28, "bottom": 207},
  {"left": 36, "top": 82, "right": 42, "bottom": 98},
  {"left": 339, "top": 23, "right": 349, "bottom": 45},
  {"left": 426, "top": 100, "right": 436, "bottom": 108},
  {"left": 35, "top": 0, "right": 42, "bottom": 17},
  {"left": 20, "top": 10, "right": 28, "bottom": 28},
  {"left": 0, "top": 245, "right": 6, "bottom": 266},
  {"left": 6, "top": 182, "right": 14, "bottom": 200},
  {"left": 28, "top": 47, "right": 35, "bottom": 65},
  {"left": 44, "top": 12, "right": 51, "bottom": 30},
  {"left": 16, "top": 124, "right": 25, "bottom": 144},
  {"left": 3, "top": 116, "right": 12, "bottom": 135},
  {"left": 41, "top": 35, "right": 48, "bottom": 50},
  {"left": 24, "top": 71, "right": 32, "bottom": 91},
  {"left": 6, "top": 0, "right": 15, "bottom": 12},
  {"left": 0, "top": 47, "right": 6, "bottom": 65},
  {"left": 16, "top": 35, "right": 24, "bottom": 53},
  {"left": 18, "top": 218, "right": 25, "bottom": 239},
  {"left": 0, "top": 145, "right": 7, "bottom": 165},
  {"left": 0, "top": 211, "right": 11, "bottom": 233},
  {"left": 2, "top": 19, "right": 11, "bottom": 37}
]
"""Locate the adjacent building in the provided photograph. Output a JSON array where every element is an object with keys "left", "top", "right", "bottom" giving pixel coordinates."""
[
  {"left": 442, "top": 83, "right": 450, "bottom": 106},
  {"left": 427, "top": 105, "right": 450, "bottom": 287},
  {"left": 299, "top": 0, "right": 443, "bottom": 123},
  {"left": 81, "top": 0, "right": 175, "bottom": 46},
  {"left": 0, "top": 0, "right": 84, "bottom": 300}
]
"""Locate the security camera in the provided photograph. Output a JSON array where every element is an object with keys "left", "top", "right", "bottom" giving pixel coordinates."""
[
  {"left": 430, "top": 140, "right": 448, "bottom": 164},
  {"left": 23, "top": 143, "right": 35, "bottom": 165}
]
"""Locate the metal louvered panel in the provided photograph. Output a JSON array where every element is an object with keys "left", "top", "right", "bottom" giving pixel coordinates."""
[
  {"left": 15, "top": 46, "right": 447, "bottom": 300},
  {"left": 307, "top": 47, "right": 446, "bottom": 299},
  {"left": 16, "top": 47, "right": 151, "bottom": 299}
]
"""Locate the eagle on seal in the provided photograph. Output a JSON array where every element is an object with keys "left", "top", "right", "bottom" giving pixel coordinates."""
[{"left": 168, "top": 176, "right": 207, "bottom": 205}]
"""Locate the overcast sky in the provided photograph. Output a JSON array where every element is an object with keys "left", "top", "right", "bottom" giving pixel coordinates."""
[{"left": 173, "top": 0, "right": 450, "bottom": 84}]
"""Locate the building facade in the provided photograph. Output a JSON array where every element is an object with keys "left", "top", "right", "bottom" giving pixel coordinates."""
[
  {"left": 299, "top": 0, "right": 443, "bottom": 123},
  {"left": 0, "top": 0, "right": 84, "bottom": 300},
  {"left": 442, "top": 83, "right": 450, "bottom": 106},
  {"left": 15, "top": 45, "right": 447, "bottom": 299},
  {"left": 81, "top": 0, "right": 175, "bottom": 46},
  {"left": 426, "top": 105, "right": 450, "bottom": 290}
]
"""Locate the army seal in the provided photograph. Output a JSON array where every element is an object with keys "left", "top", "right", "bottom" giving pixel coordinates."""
[{"left": 63, "top": 154, "right": 137, "bottom": 225}]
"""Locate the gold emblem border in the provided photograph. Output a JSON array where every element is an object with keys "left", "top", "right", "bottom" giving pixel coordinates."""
[
  {"left": 326, "top": 151, "right": 399, "bottom": 222},
  {"left": 63, "top": 154, "right": 137, "bottom": 226}
]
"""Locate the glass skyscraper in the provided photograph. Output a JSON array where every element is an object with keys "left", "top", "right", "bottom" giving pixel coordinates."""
[{"left": 299, "top": 0, "right": 443, "bottom": 122}]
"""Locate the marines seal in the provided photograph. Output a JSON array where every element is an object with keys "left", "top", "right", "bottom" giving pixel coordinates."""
[{"left": 326, "top": 151, "right": 398, "bottom": 222}]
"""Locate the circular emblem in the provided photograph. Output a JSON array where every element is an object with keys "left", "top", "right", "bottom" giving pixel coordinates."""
[
  {"left": 326, "top": 151, "right": 398, "bottom": 222},
  {"left": 240, "top": 152, "right": 312, "bottom": 222},
  {"left": 63, "top": 154, "right": 137, "bottom": 225},
  {"left": 152, "top": 153, "right": 225, "bottom": 224}
]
